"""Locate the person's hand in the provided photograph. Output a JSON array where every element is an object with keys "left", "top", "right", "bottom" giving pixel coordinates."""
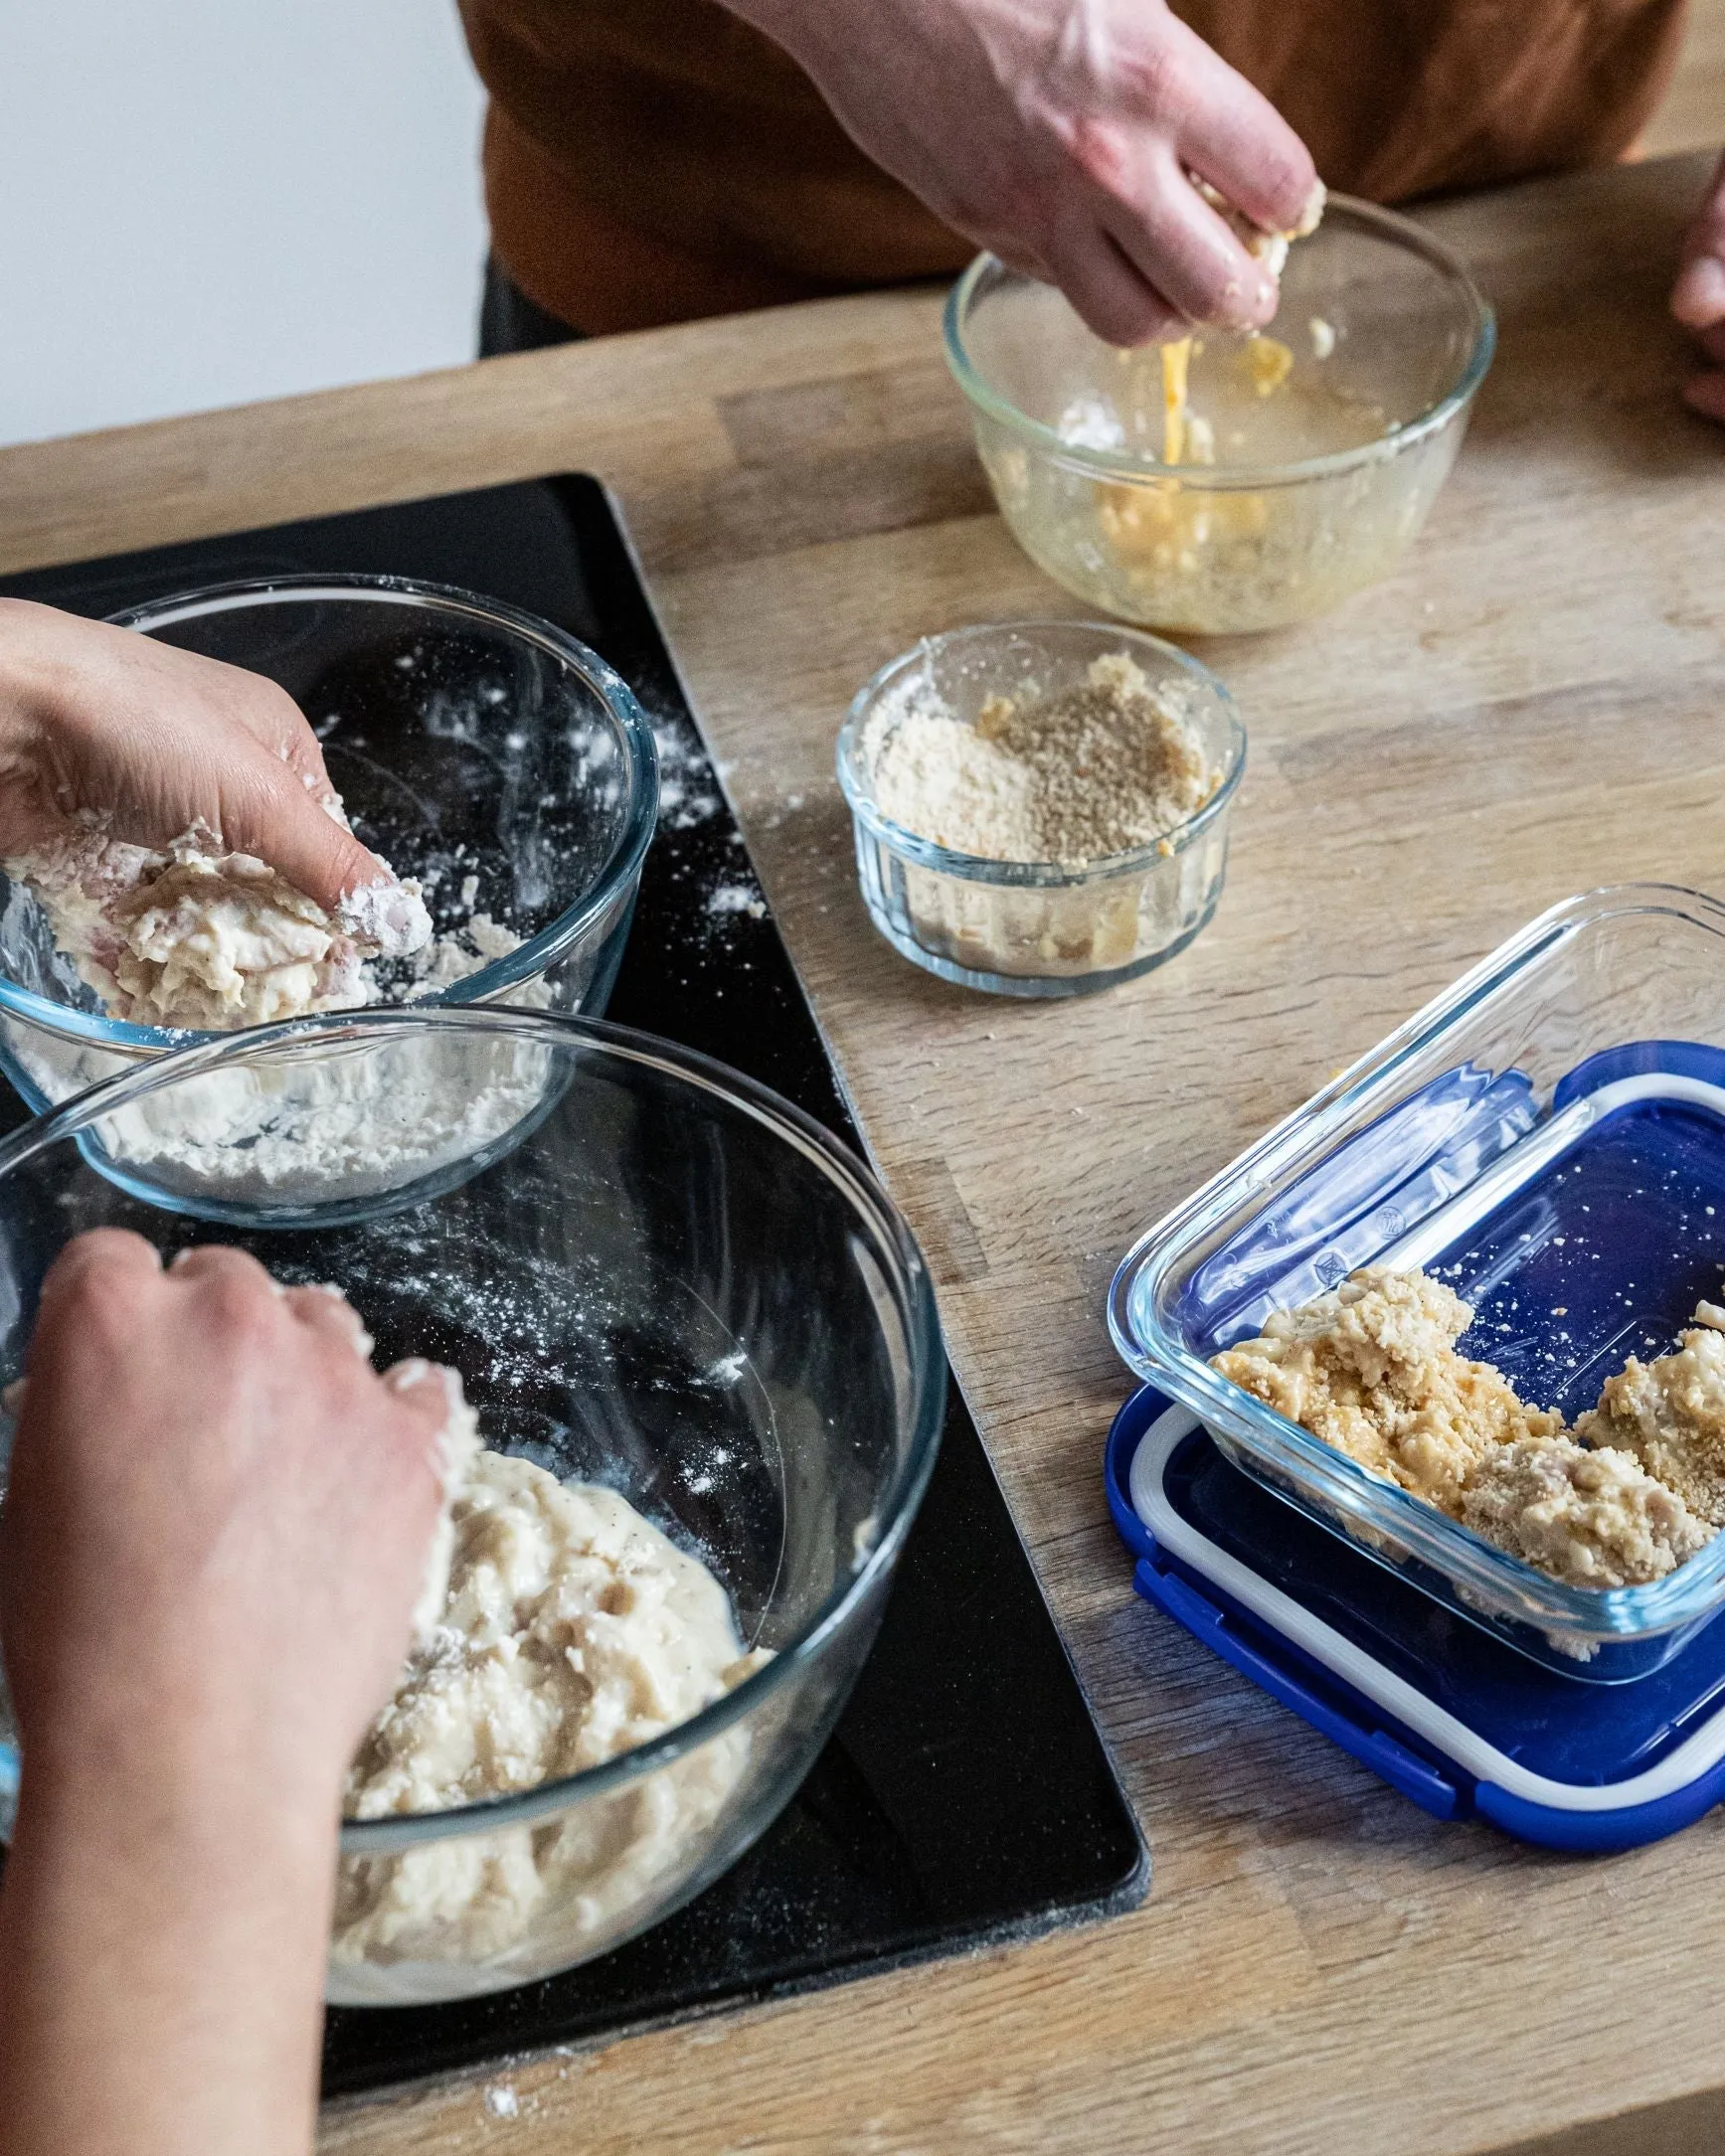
[
  {"left": 1671, "top": 149, "right": 1725, "bottom": 421},
  {"left": 0, "top": 1232, "right": 453, "bottom": 2156},
  {"left": 0, "top": 596, "right": 403, "bottom": 914},
  {"left": 0, "top": 1230, "right": 449, "bottom": 1807},
  {"left": 728, "top": 0, "right": 1317, "bottom": 345}
]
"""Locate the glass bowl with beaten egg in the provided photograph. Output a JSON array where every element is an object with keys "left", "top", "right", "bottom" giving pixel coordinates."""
[{"left": 946, "top": 198, "right": 1494, "bottom": 634}]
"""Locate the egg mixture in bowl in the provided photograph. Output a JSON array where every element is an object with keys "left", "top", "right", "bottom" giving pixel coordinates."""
[{"left": 947, "top": 198, "right": 1494, "bottom": 633}]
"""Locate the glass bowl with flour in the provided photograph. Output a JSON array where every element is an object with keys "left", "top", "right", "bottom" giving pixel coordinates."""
[
  {"left": 0, "top": 578, "right": 657, "bottom": 1220},
  {"left": 0, "top": 1011, "right": 946, "bottom": 2001},
  {"left": 838, "top": 620, "right": 1245, "bottom": 996}
]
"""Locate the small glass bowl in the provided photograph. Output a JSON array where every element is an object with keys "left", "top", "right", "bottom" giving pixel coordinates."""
[
  {"left": 1110, "top": 884, "right": 1725, "bottom": 1680},
  {"left": 0, "top": 1008, "right": 947, "bottom": 2002},
  {"left": 0, "top": 577, "right": 659, "bottom": 1118},
  {"left": 837, "top": 620, "right": 1245, "bottom": 997},
  {"left": 946, "top": 198, "right": 1494, "bottom": 633}
]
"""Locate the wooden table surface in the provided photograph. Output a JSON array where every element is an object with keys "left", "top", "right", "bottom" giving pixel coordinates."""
[{"left": 6, "top": 149, "right": 1725, "bottom": 2156}]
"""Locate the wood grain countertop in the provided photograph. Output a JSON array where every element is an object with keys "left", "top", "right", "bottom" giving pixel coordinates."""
[{"left": 6, "top": 149, "right": 1725, "bottom": 2156}]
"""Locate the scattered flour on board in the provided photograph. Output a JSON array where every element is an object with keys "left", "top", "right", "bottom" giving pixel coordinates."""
[
  {"left": 653, "top": 718, "right": 722, "bottom": 830},
  {"left": 707, "top": 885, "right": 766, "bottom": 920},
  {"left": 643, "top": 703, "right": 777, "bottom": 940}
]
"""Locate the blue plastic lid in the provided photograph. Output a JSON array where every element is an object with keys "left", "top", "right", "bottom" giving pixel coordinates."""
[
  {"left": 1106, "top": 1038, "right": 1725, "bottom": 1847},
  {"left": 1109, "top": 1389, "right": 1725, "bottom": 1850}
]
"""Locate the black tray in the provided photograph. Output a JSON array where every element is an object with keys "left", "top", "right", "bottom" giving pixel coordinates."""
[{"left": 0, "top": 475, "right": 1146, "bottom": 2097}]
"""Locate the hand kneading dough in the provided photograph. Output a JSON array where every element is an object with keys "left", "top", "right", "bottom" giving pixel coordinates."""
[
  {"left": 334, "top": 1447, "right": 768, "bottom": 1969},
  {"left": 7, "top": 820, "right": 430, "bottom": 1030}
]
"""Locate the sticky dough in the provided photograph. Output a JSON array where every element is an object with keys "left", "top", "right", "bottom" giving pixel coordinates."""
[
  {"left": 1211, "top": 1267, "right": 1719, "bottom": 1590},
  {"left": 1211, "top": 1265, "right": 1561, "bottom": 1517},
  {"left": 335, "top": 1441, "right": 768, "bottom": 1969},
  {"left": 6, "top": 820, "right": 430, "bottom": 1030}
]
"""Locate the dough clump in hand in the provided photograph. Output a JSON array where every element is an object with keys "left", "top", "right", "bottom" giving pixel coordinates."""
[
  {"left": 7, "top": 816, "right": 431, "bottom": 1030},
  {"left": 1192, "top": 175, "right": 1326, "bottom": 278}
]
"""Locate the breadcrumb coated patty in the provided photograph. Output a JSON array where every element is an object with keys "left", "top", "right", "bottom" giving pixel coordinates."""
[{"left": 1211, "top": 1268, "right": 1717, "bottom": 1589}]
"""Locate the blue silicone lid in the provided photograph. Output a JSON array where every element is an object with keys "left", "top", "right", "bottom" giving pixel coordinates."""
[{"left": 1108, "top": 1388, "right": 1725, "bottom": 1850}]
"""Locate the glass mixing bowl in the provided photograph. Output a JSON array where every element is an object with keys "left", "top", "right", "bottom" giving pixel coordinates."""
[
  {"left": 946, "top": 198, "right": 1495, "bottom": 633},
  {"left": 0, "top": 1008, "right": 946, "bottom": 2003},
  {"left": 0, "top": 576, "right": 658, "bottom": 1113},
  {"left": 838, "top": 620, "right": 1244, "bottom": 996}
]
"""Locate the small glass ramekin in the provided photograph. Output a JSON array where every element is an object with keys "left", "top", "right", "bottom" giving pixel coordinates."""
[
  {"left": 836, "top": 620, "right": 1245, "bottom": 998},
  {"left": 946, "top": 199, "right": 1494, "bottom": 634},
  {"left": 0, "top": 577, "right": 659, "bottom": 1117},
  {"left": 1110, "top": 885, "right": 1725, "bottom": 1681}
]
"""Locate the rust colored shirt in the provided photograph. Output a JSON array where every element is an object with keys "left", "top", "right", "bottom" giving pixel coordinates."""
[{"left": 458, "top": 0, "right": 1687, "bottom": 336}]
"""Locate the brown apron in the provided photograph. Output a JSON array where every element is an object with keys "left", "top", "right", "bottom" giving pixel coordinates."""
[{"left": 458, "top": 0, "right": 1687, "bottom": 335}]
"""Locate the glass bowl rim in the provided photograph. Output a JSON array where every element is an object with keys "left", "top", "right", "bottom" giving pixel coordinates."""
[
  {"left": 835, "top": 618, "right": 1246, "bottom": 885},
  {"left": 943, "top": 194, "right": 1498, "bottom": 490},
  {"left": 0, "top": 574, "right": 660, "bottom": 1052},
  {"left": 0, "top": 1003, "right": 948, "bottom": 1847},
  {"left": 1106, "top": 881, "right": 1725, "bottom": 1642}
]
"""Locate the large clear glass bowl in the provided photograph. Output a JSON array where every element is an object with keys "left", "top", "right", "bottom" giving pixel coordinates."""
[
  {"left": 0, "top": 1008, "right": 947, "bottom": 2002},
  {"left": 1111, "top": 885, "right": 1725, "bottom": 1681},
  {"left": 0, "top": 577, "right": 659, "bottom": 1120},
  {"left": 837, "top": 620, "right": 1244, "bottom": 997},
  {"left": 946, "top": 199, "right": 1495, "bottom": 633}
]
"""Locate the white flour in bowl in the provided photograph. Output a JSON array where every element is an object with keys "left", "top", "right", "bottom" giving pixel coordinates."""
[
  {"left": 399, "top": 912, "right": 531, "bottom": 998},
  {"left": 83, "top": 1018, "right": 559, "bottom": 1212}
]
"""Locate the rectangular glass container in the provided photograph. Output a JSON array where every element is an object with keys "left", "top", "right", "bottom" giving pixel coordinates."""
[{"left": 1110, "top": 885, "right": 1725, "bottom": 1681}]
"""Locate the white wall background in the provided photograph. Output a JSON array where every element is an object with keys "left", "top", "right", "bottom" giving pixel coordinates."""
[{"left": 0, "top": 0, "right": 488, "bottom": 449}]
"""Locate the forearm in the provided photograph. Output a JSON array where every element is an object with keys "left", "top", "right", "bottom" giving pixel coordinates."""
[
  {"left": 0, "top": 1246, "right": 446, "bottom": 2155},
  {"left": 718, "top": 0, "right": 911, "bottom": 88},
  {"left": 707, "top": 0, "right": 1313, "bottom": 347},
  {"left": 0, "top": 1758, "right": 338, "bottom": 2156},
  {"left": 0, "top": 601, "right": 60, "bottom": 784}
]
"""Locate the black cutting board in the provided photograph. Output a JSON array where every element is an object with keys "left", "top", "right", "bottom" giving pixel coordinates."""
[{"left": 0, "top": 475, "right": 1146, "bottom": 2098}]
